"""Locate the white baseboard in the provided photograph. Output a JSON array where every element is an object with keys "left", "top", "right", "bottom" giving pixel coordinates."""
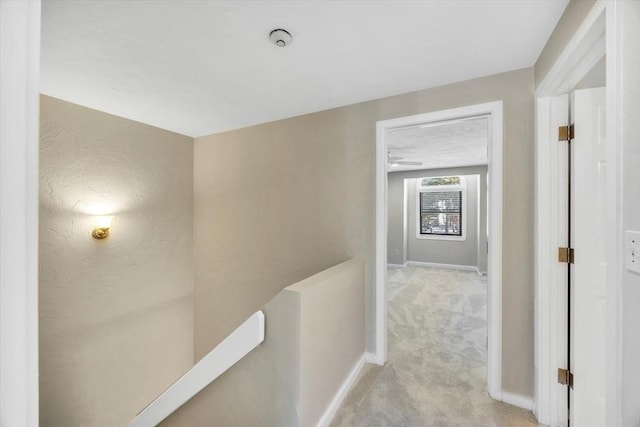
[
  {"left": 315, "top": 356, "right": 534, "bottom": 426},
  {"left": 315, "top": 353, "right": 368, "bottom": 427},
  {"left": 476, "top": 267, "right": 488, "bottom": 277},
  {"left": 407, "top": 261, "right": 478, "bottom": 272},
  {"left": 387, "top": 262, "right": 408, "bottom": 269},
  {"left": 364, "top": 351, "right": 383, "bottom": 366},
  {"left": 499, "top": 391, "right": 534, "bottom": 411}
]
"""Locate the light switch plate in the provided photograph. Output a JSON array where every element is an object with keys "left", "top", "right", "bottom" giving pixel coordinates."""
[{"left": 624, "top": 231, "right": 640, "bottom": 274}]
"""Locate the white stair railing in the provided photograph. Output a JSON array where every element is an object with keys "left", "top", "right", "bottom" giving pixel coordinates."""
[{"left": 130, "top": 311, "right": 265, "bottom": 427}]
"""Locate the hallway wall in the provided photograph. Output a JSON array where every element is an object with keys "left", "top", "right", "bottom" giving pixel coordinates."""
[
  {"left": 39, "top": 96, "right": 195, "bottom": 426},
  {"left": 193, "top": 68, "right": 536, "bottom": 397}
]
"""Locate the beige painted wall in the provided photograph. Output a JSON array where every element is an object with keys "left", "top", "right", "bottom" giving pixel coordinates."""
[
  {"left": 193, "top": 111, "right": 350, "bottom": 357},
  {"left": 194, "top": 68, "right": 535, "bottom": 397},
  {"left": 39, "top": 95, "right": 195, "bottom": 426},
  {"left": 163, "top": 259, "right": 365, "bottom": 427},
  {"left": 163, "top": 287, "right": 301, "bottom": 427},
  {"left": 293, "top": 259, "right": 365, "bottom": 426}
]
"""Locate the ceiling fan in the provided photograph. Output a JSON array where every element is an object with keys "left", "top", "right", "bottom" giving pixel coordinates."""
[{"left": 387, "top": 152, "right": 422, "bottom": 167}]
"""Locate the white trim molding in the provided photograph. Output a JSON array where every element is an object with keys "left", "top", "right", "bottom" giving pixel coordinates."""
[
  {"left": 364, "top": 352, "right": 378, "bottom": 364},
  {"left": 499, "top": 391, "right": 535, "bottom": 412},
  {"left": 387, "top": 262, "right": 408, "bottom": 269},
  {"left": 605, "top": 3, "right": 624, "bottom": 426},
  {"left": 536, "top": 2, "right": 606, "bottom": 97},
  {"left": 535, "top": 93, "right": 567, "bottom": 427},
  {"left": 316, "top": 353, "right": 368, "bottom": 427},
  {"left": 0, "top": 2, "right": 41, "bottom": 426},
  {"left": 375, "top": 101, "right": 503, "bottom": 399},
  {"left": 388, "top": 261, "right": 484, "bottom": 274},
  {"left": 406, "top": 261, "right": 478, "bottom": 272}
]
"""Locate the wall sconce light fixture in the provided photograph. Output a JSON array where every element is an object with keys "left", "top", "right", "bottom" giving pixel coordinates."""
[{"left": 92, "top": 215, "right": 113, "bottom": 240}]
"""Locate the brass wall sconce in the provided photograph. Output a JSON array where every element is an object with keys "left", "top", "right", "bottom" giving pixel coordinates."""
[{"left": 92, "top": 215, "right": 113, "bottom": 239}]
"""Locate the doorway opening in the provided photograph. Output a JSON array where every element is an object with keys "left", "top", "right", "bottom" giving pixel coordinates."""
[{"left": 374, "top": 101, "right": 505, "bottom": 402}]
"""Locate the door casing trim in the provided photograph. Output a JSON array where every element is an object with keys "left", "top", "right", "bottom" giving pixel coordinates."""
[{"left": 375, "top": 100, "right": 503, "bottom": 400}]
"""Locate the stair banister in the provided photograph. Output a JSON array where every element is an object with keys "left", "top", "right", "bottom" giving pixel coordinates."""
[{"left": 130, "top": 311, "right": 265, "bottom": 427}]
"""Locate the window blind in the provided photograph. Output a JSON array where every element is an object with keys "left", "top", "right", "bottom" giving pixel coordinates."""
[{"left": 419, "top": 190, "right": 463, "bottom": 236}]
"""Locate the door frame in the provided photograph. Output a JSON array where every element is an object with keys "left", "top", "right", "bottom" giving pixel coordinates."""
[
  {"left": 0, "top": 1, "right": 41, "bottom": 426},
  {"left": 374, "top": 100, "right": 504, "bottom": 401},
  {"left": 534, "top": 1, "right": 622, "bottom": 425}
]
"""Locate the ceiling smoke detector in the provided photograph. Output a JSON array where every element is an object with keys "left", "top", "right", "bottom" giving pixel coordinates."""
[{"left": 269, "top": 29, "right": 292, "bottom": 47}]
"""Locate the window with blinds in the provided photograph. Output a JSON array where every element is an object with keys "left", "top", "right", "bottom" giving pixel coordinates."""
[{"left": 419, "top": 190, "right": 463, "bottom": 236}]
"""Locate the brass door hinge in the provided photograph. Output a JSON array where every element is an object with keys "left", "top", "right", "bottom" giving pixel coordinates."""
[
  {"left": 558, "top": 368, "right": 574, "bottom": 388},
  {"left": 558, "top": 247, "right": 575, "bottom": 264},
  {"left": 559, "top": 124, "right": 575, "bottom": 141}
]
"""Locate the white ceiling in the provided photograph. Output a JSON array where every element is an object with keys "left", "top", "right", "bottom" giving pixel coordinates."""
[
  {"left": 41, "top": 1, "right": 568, "bottom": 137},
  {"left": 387, "top": 117, "right": 489, "bottom": 172}
]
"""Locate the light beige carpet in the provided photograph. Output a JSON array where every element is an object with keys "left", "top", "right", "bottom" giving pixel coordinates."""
[{"left": 331, "top": 266, "right": 538, "bottom": 427}]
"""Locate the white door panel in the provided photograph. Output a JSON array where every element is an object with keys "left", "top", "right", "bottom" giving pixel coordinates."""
[{"left": 570, "top": 87, "right": 607, "bottom": 427}]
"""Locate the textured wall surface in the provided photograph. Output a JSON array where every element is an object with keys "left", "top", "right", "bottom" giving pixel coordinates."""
[
  {"left": 39, "top": 95, "right": 195, "bottom": 426},
  {"left": 194, "top": 68, "right": 536, "bottom": 397}
]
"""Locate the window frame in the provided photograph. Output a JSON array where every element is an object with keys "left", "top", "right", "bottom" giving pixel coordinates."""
[{"left": 415, "top": 176, "right": 467, "bottom": 241}]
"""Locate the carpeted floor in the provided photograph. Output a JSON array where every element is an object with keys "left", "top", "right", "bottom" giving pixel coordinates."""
[{"left": 331, "top": 266, "right": 538, "bottom": 427}]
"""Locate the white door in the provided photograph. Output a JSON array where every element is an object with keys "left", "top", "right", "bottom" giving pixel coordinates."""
[{"left": 570, "top": 87, "right": 607, "bottom": 426}]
